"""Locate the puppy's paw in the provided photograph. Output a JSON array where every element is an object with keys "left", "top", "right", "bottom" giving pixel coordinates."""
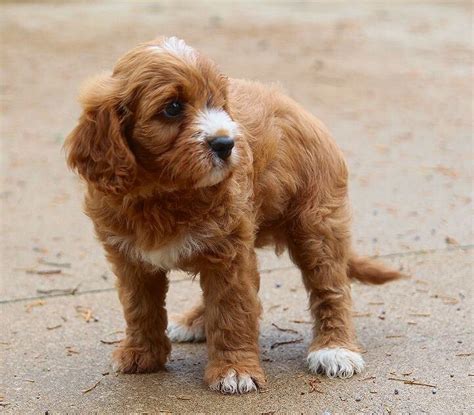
[
  {"left": 112, "top": 340, "right": 170, "bottom": 374},
  {"left": 167, "top": 318, "right": 205, "bottom": 343},
  {"left": 307, "top": 347, "right": 364, "bottom": 379},
  {"left": 209, "top": 369, "right": 258, "bottom": 394},
  {"left": 205, "top": 363, "right": 266, "bottom": 394}
]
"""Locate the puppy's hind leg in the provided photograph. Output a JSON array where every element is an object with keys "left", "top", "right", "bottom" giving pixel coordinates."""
[
  {"left": 287, "top": 201, "right": 364, "bottom": 379},
  {"left": 167, "top": 302, "right": 206, "bottom": 343}
]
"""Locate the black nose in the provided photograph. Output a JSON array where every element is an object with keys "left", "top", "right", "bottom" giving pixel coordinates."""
[{"left": 208, "top": 136, "right": 234, "bottom": 160}]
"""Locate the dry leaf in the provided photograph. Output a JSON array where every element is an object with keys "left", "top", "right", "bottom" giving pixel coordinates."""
[
  {"left": 445, "top": 236, "right": 459, "bottom": 245},
  {"left": 25, "top": 300, "right": 46, "bottom": 313}
]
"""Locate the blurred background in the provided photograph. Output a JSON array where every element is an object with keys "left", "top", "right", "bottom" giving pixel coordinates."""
[{"left": 1, "top": 1, "right": 472, "bottom": 413}]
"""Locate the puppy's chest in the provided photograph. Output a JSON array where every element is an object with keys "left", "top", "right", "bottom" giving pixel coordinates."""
[
  {"left": 108, "top": 231, "right": 205, "bottom": 271},
  {"left": 102, "top": 195, "right": 241, "bottom": 270}
]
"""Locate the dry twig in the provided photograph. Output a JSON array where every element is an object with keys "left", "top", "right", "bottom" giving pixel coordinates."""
[
  {"left": 37, "top": 285, "right": 80, "bottom": 296},
  {"left": 26, "top": 269, "right": 62, "bottom": 275},
  {"left": 306, "top": 377, "right": 323, "bottom": 394},
  {"left": 66, "top": 346, "right": 80, "bottom": 356},
  {"left": 82, "top": 379, "right": 101, "bottom": 394},
  {"left": 38, "top": 259, "right": 71, "bottom": 268},
  {"left": 168, "top": 394, "right": 192, "bottom": 400},
  {"left": 388, "top": 377, "right": 436, "bottom": 388},
  {"left": 353, "top": 312, "right": 371, "bottom": 317},
  {"left": 270, "top": 338, "right": 303, "bottom": 349},
  {"left": 100, "top": 339, "right": 121, "bottom": 345},
  {"left": 271, "top": 323, "right": 299, "bottom": 334},
  {"left": 46, "top": 324, "right": 62, "bottom": 330}
]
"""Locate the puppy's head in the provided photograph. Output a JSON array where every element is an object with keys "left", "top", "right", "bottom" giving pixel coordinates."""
[{"left": 65, "top": 37, "right": 239, "bottom": 195}]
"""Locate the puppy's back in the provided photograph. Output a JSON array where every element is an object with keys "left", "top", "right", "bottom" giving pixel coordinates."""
[{"left": 229, "top": 78, "right": 348, "bottom": 219}]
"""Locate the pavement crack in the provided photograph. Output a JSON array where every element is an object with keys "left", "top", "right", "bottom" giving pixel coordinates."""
[{"left": 1, "top": 244, "right": 472, "bottom": 305}]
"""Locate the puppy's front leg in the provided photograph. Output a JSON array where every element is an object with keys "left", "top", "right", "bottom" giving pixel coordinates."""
[
  {"left": 200, "top": 248, "right": 265, "bottom": 394},
  {"left": 107, "top": 249, "right": 171, "bottom": 373}
]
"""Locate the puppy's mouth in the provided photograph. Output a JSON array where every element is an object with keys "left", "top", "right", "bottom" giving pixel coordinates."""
[
  {"left": 193, "top": 139, "right": 237, "bottom": 189},
  {"left": 194, "top": 165, "right": 230, "bottom": 189}
]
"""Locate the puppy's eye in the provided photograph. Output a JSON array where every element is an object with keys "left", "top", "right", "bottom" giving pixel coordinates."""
[{"left": 163, "top": 101, "right": 183, "bottom": 118}]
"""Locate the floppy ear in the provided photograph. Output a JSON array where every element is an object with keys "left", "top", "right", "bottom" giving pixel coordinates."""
[{"left": 65, "top": 74, "right": 137, "bottom": 195}]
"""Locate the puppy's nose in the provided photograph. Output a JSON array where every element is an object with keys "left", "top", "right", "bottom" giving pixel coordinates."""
[{"left": 208, "top": 136, "right": 234, "bottom": 160}]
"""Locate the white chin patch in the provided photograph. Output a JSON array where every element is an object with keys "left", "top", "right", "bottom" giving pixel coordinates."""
[
  {"left": 194, "top": 166, "right": 229, "bottom": 188},
  {"left": 209, "top": 369, "right": 258, "bottom": 394},
  {"left": 307, "top": 347, "right": 365, "bottom": 379},
  {"left": 167, "top": 320, "right": 205, "bottom": 343}
]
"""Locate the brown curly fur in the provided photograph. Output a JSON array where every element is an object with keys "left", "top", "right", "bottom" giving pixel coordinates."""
[{"left": 65, "top": 37, "right": 403, "bottom": 394}]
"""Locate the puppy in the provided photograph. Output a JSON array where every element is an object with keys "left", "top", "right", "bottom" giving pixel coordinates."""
[{"left": 65, "top": 37, "right": 403, "bottom": 394}]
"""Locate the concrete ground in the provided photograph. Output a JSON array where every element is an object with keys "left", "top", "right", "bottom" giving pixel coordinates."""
[{"left": 0, "top": 1, "right": 472, "bottom": 413}]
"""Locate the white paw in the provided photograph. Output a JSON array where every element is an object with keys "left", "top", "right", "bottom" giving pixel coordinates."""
[
  {"left": 166, "top": 320, "right": 205, "bottom": 343},
  {"left": 209, "top": 369, "right": 258, "bottom": 394},
  {"left": 307, "top": 347, "right": 365, "bottom": 379}
]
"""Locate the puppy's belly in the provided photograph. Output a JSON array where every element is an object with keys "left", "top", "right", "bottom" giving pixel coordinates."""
[{"left": 107, "top": 234, "right": 203, "bottom": 270}]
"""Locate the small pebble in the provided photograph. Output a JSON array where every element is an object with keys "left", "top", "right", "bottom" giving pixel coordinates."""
[
  {"left": 457, "top": 340, "right": 462, "bottom": 344},
  {"left": 394, "top": 389, "right": 399, "bottom": 395},
  {"left": 432, "top": 389, "right": 437, "bottom": 394},
  {"left": 275, "top": 283, "right": 282, "bottom": 288},
  {"left": 450, "top": 374, "right": 454, "bottom": 378},
  {"left": 355, "top": 396, "right": 362, "bottom": 402}
]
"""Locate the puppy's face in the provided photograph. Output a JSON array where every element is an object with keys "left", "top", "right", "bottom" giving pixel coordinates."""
[{"left": 66, "top": 37, "right": 239, "bottom": 194}]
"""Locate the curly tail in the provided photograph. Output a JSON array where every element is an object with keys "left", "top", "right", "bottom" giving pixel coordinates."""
[{"left": 348, "top": 255, "right": 406, "bottom": 284}]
